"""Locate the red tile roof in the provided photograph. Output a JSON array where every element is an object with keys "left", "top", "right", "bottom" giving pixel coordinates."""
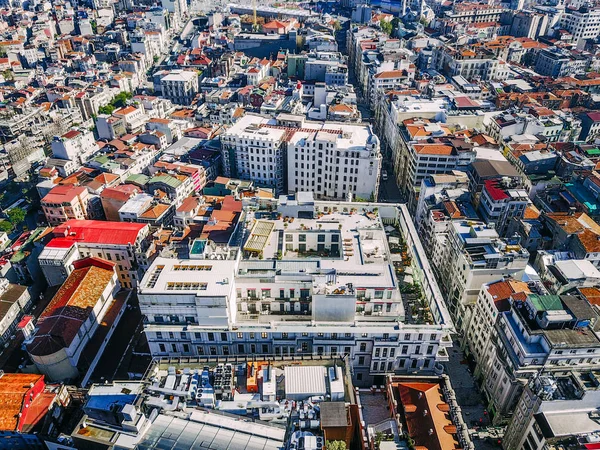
[
  {"left": 42, "top": 185, "right": 86, "bottom": 204},
  {"left": 47, "top": 220, "right": 147, "bottom": 248},
  {"left": 0, "top": 373, "right": 44, "bottom": 431}
]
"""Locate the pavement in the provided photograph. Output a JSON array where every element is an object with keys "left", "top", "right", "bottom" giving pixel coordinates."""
[
  {"left": 444, "top": 343, "right": 503, "bottom": 450},
  {"left": 87, "top": 292, "right": 145, "bottom": 384},
  {"left": 378, "top": 175, "right": 403, "bottom": 203}
]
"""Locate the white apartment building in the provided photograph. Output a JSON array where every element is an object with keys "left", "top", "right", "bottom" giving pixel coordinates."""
[
  {"left": 369, "top": 63, "right": 415, "bottom": 104},
  {"left": 481, "top": 293, "right": 600, "bottom": 421},
  {"left": 138, "top": 197, "right": 454, "bottom": 386},
  {"left": 222, "top": 114, "right": 381, "bottom": 199},
  {"left": 559, "top": 6, "right": 600, "bottom": 50},
  {"left": 220, "top": 114, "right": 288, "bottom": 194},
  {"left": 464, "top": 279, "right": 532, "bottom": 382},
  {"left": 160, "top": 70, "right": 199, "bottom": 105},
  {"left": 504, "top": 373, "right": 600, "bottom": 450},
  {"left": 287, "top": 121, "right": 381, "bottom": 201},
  {"left": 432, "top": 220, "right": 529, "bottom": 331},
  {"left": 112, "top": 106, "right": 148, "bottom": 134},
  {"left": 401, "top": 139, "right": 476, "bottom": 199},
  {"left": 51, "top": 129, "right": 98, "bottom": 165}
]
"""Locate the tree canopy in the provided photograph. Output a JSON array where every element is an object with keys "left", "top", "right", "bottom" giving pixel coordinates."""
[{"left": 380, "top": 19, "right": 393, "bottom": 36}]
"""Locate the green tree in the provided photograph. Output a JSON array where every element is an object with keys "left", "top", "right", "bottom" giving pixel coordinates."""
[
  {"left": 0, "top": 220, "right": 11, "bottom": 233},
  {"left": 98, "top": 104, "right": 115, "bottom": 115},
  {"left": 2, "top": 69, "right": 12, "bottom": 81},
  {"left": 326, "top": 441, "right": 346, "bottom": 450},
  {"left": 380, "top": 19, "right": 393, "bottom": 35},
  {"left": 332, "top": 20, "right": 341, "bottom": 34},
  {"left": 7, "top": 207, "right": 25, "bottom": 228},
  {"left": 0, "top": 45, "right": 6, "bottom": 58}
]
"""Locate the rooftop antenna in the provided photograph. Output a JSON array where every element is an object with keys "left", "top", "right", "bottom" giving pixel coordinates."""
[{"left": 252, "top": 0, "right": 259, "bottom": 32}]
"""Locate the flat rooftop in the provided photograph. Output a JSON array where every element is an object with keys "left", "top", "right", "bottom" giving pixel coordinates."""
[{"left": 138, "top": 258, "right": 235, "bottom": 296}]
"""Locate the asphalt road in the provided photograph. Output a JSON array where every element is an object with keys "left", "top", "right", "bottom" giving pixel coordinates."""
[{"left": 444, "top": 343, "right": 504, "bottom": 450}]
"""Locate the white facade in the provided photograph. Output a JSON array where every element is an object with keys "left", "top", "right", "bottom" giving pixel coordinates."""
[
  {"left": 138, "top": 199, "right": 454, "bottom": 386},
  {"left": 287, "top": 122, "right": 381, "bottom": 201},
  {"left": 51, "top": 129, "right": 98, "bottom": 164},
  {"left": 220, "top": 114, "right": 287, "bottom": 194},
  {"left": 160, "top": 70, "right": 199, "bottom": 105}
]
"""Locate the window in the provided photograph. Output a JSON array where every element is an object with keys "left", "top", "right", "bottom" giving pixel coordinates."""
[
  {"left": 262, "top": 344, "right": 269, "bottom": 353},
  {"left": 390, "top": 348, "right": 395, "bottom": 357},
  {"left": 238, "top": 344, "right": 244, "bottom": 352},
  {"left": 404, "top": 333, "right": 411, "bottom": 340},
  {"left": 220, "top": 333, "right": 227, "bottom": 341},
  {"left": 375, "top": 348, "right": 381, "bottom": 357},
  {"left": 427, "top": 345, "right": 434, "bottom": 355},
  {"left": 299, "top": 234, "right": 306, "bottom": 242},
  {"left": 210, "top": 347, "right": 217, "bottom": 356},
  {"left": 360, "top": 343, "right": 367, "bottom": 352},
  {"left": 358, "top": 356, "right": 365, "bottom": 365},
  {"left": 237, "top": 332, "right": 243, "bottom": 339},
  {"left": 159, "top": 344, "right": 166, "bottom": 352},
  {"left": 156, "top": 332, "right": 162, "bottom": 339},
  {"left": 401, "top": 345, "right": 408, "bottom": 355},
  {"left": 183, "top": 344, "right": 190, "bottom": 353},
  {"left": 318, "top": 234, "right": 325, "bottom": 242},
  {"left": 208, "top": 333, "right": 215, "bottom": 341}
]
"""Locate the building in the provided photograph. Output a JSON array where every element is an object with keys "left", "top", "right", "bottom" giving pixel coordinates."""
[
  {"left": 579, "top": 111, "right": 600, "bottom": 142},
  {"left": 504, "top": 371, "right": 600, "bottom": 450},
  {"left": 482, "top": 293, "right": 600, "bottom": 420},
  {"left": 100, "top": 184, "right": 141, "bottom": 221},
  {"left": 112, "top": 106, "right": 147, "bottom": 134},
  {"left": 38, "top": 220, "right": 152, "bottom": 289},
  {"left": 463, "top": 279, "right": 532, "bottom": 383},
  {"left": 400, "top": 135, "right": 476, "bottom": 199},
  {"left": 386, "top": 375, "right": 474, "bottom": 450},
  {"left": 534, "top": 47, "right": 589, "bottom": 78},
  {"left": 558, "top": 6, "right": 600, "bottom": 50},
  {"left": 138, "top": 196, "right": 454, "bottom": 387},
  {"left": 51, "top": 129, "right": 97, "bottom": 165},
  {"left": 287, "top": 121, "right": 381, "bottom": 201},
  {"left": 220, "top": 114, "right": 288, "bottom": 194},
  {"left": 0, "top": 373, "right": 54, "bottom": 432},
  {"left": 477, "top": 179, "right": 530, "bottom": 237},
  {"left": 41, "top": 185, "right": 91, "bottom": 226},
  {"left": 0, "top": 279, "right": 31, "bottom": 345},
  {"left": 432, "top": 220, "right": 529, "bottom": 331},
  {"left": 510, "top": 11, "right": 549, "bottom": 39},
  {"left": 160, "top": 70, "right": 199, "bottom": 105},
  {"left": 26, "top": 258, "right": 123, "bottom": 382},
  {"left": 70, "top": 357, "right": 357, "bottom": 450}
]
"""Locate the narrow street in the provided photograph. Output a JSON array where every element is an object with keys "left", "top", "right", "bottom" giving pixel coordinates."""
[{"left": 444, "top": 343, "right": 503, "bottom": 450}]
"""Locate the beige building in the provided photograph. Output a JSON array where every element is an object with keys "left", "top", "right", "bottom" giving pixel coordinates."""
[{"left": 41, "top": 185, "right": 91, "bottom": 226}]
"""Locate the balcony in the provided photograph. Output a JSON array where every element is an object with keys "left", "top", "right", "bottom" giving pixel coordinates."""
[{"left": 436, "top": 347, "right": 449, "bottom": 362}]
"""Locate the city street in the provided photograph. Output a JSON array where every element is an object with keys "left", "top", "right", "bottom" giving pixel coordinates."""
[{"left": 444, "top": 343, "right": 502, "bottom": 450}]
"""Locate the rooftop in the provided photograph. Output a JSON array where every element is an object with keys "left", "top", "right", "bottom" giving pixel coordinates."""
[
  {"left": 27, "top": 258, "right": 116, "bottom": 357},
  {"left": 44, "top": 220, "right": 147, "bottom": 249}
]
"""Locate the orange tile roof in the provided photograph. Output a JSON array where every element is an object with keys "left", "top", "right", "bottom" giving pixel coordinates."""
[
  {"left": 579, "top": 287, "right": 600, "bottom": 306},
  {"left": 27, "top": 260, "right": 115, "bottom": 357},
  {"left": 0, "top": 373, "right": 44, "bottom": 431},
  {"left": 396, "top": 381, "right": 459, "bottom": 450},
  {"left": 140, "top": 203, "right": 170, "bottom": 219},
  {"left": 523, "top": 205, "right": 540, "bottom": 220},
  {"left": 413, "top": 144, "right": 454, "bottom": 155}
]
